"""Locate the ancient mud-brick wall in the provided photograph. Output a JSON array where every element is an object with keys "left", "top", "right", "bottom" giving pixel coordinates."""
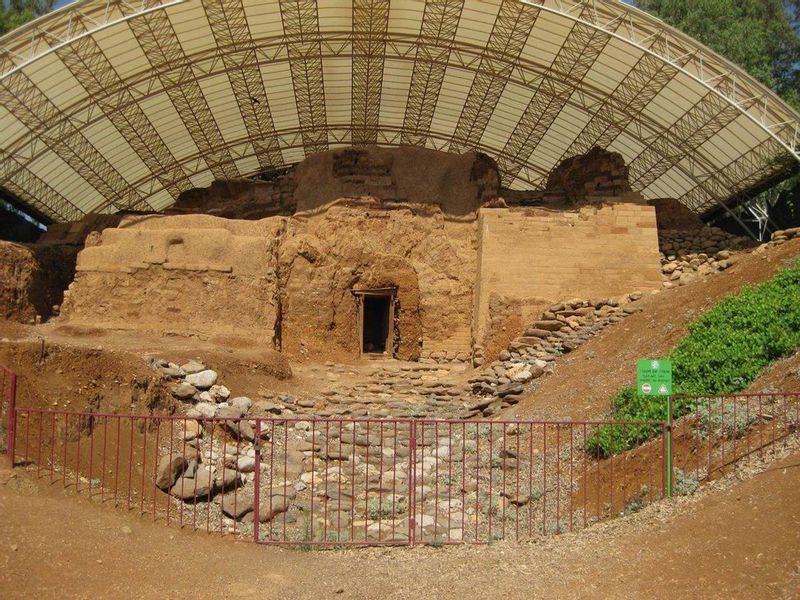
[
  {"left": 277, "top": 201, "right": 476, "bottom": 362},
  {"left": 545, "top": 147, "right": 632, "bottom": 205},
  {"left": 166, "top": 147, "right": 500, "bottom": 222},
  {"left": 59, "top": 206, "right": 476, "bottom": 361},
  {"left": 0, "top": 212, "right": 122, "bottom": 323},
  {"left": 294, "top": 146, "right": 499, "bottom": 216},
  {"left": 0, "top": 241, "right": 78, "bottom": 322},
  {"left": 170, "top": 176, "right": 297, "bottom": 220},
  {"left": 474, "top": 203, "right": 662, "bottom": 347},
  {"left": 60, "top": 215, "right": 283, "bottom": 340}
]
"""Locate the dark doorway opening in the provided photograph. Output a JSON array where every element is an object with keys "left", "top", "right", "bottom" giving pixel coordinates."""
[{"left": 362, "top": 294, "right": 391, "bottom": 354}]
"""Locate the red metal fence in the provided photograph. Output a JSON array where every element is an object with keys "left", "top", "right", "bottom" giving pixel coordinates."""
[
  {"left": 8, "top": 407, "right": 668, "bottom": 545},
  {"left": 670, "top": 393, "right": 800, "bottom": 488},
  {"left": 2, "top": 361, "right": 798, "bottom": 547},
  {"left": 0, "top": 364, "right": 17, "bottom": 460}
]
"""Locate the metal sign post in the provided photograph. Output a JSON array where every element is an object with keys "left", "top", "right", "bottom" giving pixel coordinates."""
[
  {"left": 636, "top": 359, "right": 673, "bottom": 397},
  {"left": 637, "top": 360, "right": 674, "bottom": 496}
]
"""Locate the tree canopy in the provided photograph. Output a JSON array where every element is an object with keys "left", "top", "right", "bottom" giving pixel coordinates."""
[
  {"left": 1, "top": 0, "right": 55, "bottom": 36},
  {"left": 635, "top": 0, "right": 800, "bottom": 110}
]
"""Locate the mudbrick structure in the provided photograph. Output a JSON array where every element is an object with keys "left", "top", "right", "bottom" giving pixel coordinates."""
[
  {"left": 1, "top": 146, "right": 763, "bottom": 370},
  {"left": 46, "top": 146, "right": 668, "bottom": 365},
  {"left": 1, "top": 146, "right": 795, "bottom": 552}
]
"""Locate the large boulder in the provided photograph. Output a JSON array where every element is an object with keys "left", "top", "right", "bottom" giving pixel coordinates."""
[
  {"left": 257, "top": 496, "right": 292, "bottom": 523},
  {"left": 229, "top": 396, "right": 253, "bottom": 412},
  {"left": 494, "top": 382, "right": 524, "bottom": 398},
  {"left": 221, "top": 494, "right": 254, "bottom": 520},
  {"left": 180, "top": 359, "right": 206, "bottom": 374},
  {"left": 184, "top": 369, "right": 218, "bottom": 390},
  {"left": 155, "top": 453, "right": 188, "bottom": 491},
  {"left": 169, "top": 466, "right": 216, "bottom": 500},
  {"left": 171, "top": 382, "right": 198, "bottom": 400}
]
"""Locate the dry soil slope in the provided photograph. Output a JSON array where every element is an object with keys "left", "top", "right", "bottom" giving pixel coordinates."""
[
  {"left": 511, "top": 238, "right": 800, "bottom": 421},
  {"left": 745, "top": 351, "right": 800, "bottom": 393}
]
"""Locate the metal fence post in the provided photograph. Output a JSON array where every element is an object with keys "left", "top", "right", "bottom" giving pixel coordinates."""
[
  {"left": 7, "top": 372, "right": 17, "bottom": 465},
  {"left": 666, "top": 395, "right": 673, "bottom": 498},
  {"left": 408, "top": 420, "right": 416, "bottom": 546},
  {"left": 253, "top": 418, "right": 261, "bottom": 543}
]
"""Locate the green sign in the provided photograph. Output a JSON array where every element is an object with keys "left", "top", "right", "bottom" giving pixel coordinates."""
[{"left": 637, "top": 359, "right": 673, "bottom": 396}]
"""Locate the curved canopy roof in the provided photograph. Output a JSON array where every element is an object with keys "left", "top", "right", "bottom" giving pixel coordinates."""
[{"left": 1, "top": 0, "right": 799, "bottom": 223}]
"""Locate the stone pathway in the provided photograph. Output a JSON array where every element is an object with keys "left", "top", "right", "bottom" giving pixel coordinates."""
[{"left": 153, "top": 416, "right": 602, "bottom": 544}]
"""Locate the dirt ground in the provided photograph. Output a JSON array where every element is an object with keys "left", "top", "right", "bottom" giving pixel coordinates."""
[
  {"left": 0, "top": 445, "right": 798, "bottom": 599},
  {"left": 511, "top": 238, "right": 800, "bottom": 420}
]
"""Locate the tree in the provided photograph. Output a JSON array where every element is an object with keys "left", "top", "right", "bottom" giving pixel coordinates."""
[
  {"left": 634, "top": 0, "right": 800, "bottom": 110},
  {"left": 1, "top": 0, "right": 55, "bottom": 36},
  {"left": 635, "top": 0, "right": 800, "bottom": 234}
]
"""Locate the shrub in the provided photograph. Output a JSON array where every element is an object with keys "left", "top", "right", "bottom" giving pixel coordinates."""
[
  {"left": 367, "top": 497, "right": 403, "bottom": 520},
  {"left": 670, "top": 266, "right": 800, "bottom": 396},
  {"left": 694, "top": 398, "right": 760, "bottom": 441},
  {"left": 588, "top": 264, "right": 800, "bottom": 457},
  {"left": 673, "top": 470, "right": 699, "bottom": 496},
  {"left": 624, "top": 485, "right": 650, "bottom": 514}
]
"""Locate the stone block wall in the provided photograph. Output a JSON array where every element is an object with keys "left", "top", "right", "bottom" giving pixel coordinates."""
[{"left": 474, "top": 203, "right": 662, "bottom": 343}]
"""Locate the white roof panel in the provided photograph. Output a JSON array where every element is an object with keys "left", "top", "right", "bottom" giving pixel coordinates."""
[{"left": 0, "top": 0, "right": 797, "bottom": 221}]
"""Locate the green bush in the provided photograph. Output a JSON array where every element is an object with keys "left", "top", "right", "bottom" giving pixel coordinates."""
[
  {"left": 672, "top": 470, "right": 699, "bottom": 496},
  {"left": 671, "top": 266, "right": 800, "bottom": 395},
  {"left": 588, "top": 264, "right": 800, "bottom": 457}
]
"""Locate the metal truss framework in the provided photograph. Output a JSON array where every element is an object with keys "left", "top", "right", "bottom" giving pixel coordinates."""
[
  {"left": 0, "top": 152, "right": 84, "bottom": 221},
  {"left": 121, "top": 123, "right": 553, "bottom": 195},
  {"left": 628, "top": 90, "right": 748, "bottom": 190},
  {"left": 498, "top": 4, "right": 615, "bottom": 186},
  {"left": 0, "top": 0, "right": 186, "bottom": 76},
  {"left": 3, "top": 32, "right": 623, "bottom": 198},
  {"left": 450, "top": 0, "right": 540, "bottom": 154},
  {"left": 55, "top": 36, "right": 193, "bottom": 203},
  {"left": 556, "top": 44, "right": 685, "bottom": 171},
  {"left": 129, "top": 4, "right": 240, "bottom": 186},
  {"left": 401, "top": 0, "right": 464, "bottom": 147},
  {"left": 202, "top": 0, "right": 285, "bottom": 171},
  {"left": 0, "top": 68, "right": 152, "bottom": 212},
  {"left": 683, "top": 139, "right": 789, "bottom": 213},
  {"left": 351, "top": 0, "right": 390, "bottom": 147},
  {"left": 279, "top": 0, "right": 328, "bottom": 154},
  {"left": 0, "top": 0, "right": 798, "bottom": 222}
]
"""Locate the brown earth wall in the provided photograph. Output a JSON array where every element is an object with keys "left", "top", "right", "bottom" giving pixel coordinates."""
[
  {"left": 294, "top": 146, "right": 499, "bottom": 216},
  {"left": 0, "top": 241, "right": 78, "bottom": 322},
  {"left": 60, "top": 215, "right": 283, "bottom": 342},
  {"left": 276, "top": 203, "right": 476, "bottom": 361}
]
